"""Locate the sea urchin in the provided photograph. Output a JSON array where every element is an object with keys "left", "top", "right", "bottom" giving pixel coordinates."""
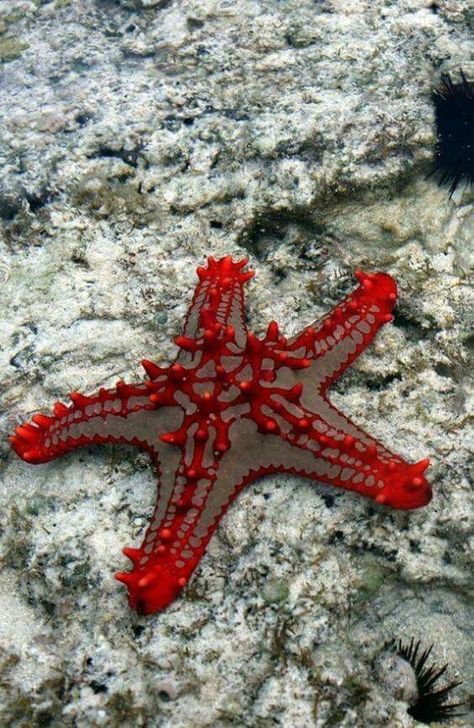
[
  {"left": 395, "top": 638, "right": 465, "bottom": 724},
  {"left": 431, "top": 70, "right": 474, "bottom": 196}
]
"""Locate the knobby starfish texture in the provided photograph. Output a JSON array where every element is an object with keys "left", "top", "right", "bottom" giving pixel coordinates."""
[{"left": 10, "top": 256, "right": 432, "bottom": 615}]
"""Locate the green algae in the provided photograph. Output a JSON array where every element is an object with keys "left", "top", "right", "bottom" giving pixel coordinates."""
[
  {"left": 0, "top": 647, "right": 66, "bottom": 728},
  {"left": 1, "top": 505, "right": 33, "bottom": 570},
  {"left": 0, "top": 37, "right": 28, "bottom": 62},
  {"left": 352, "top": 557, "right": 391, "bottom": 606},
  {"left": 262, "top": 577, "right": 289, "bottom": 605},
  {"left": 25, "top": 495, "right": 58, "bottom": 517},
  {"left": 71, "top": 173, "right": 155, "bottom": 226}
]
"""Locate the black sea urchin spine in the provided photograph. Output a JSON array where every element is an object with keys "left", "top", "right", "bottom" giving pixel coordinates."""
[
  {"left": 431, "top": 71, "right": 474, "bottom": 196},
  {"left": 396, "top": 638, "right": 466, "bottom": 724}
]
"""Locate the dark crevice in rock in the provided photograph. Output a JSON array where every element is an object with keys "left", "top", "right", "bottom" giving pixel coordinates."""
[
  {"left": 392, "top": 310, "right": 433, "bottom": 342},
  {"left": 90, "top": 681, "right": 108, "bottom": 694},
  {"left": 363, "top": 372, "right": 402, "bottom": 392},
  {"left": 75, "top": 112, "right": 94, "bottom": 126},
  {"left": 88, "top": 145, "right": 143, "bottom": 168},
  {"left": 239, "top": 209, "right": 325, "bottom": 261},
  {"left": 25, "top": 190, "right": 53, "bottom": 213},
  {"left": 0, "top": 193, "right": 22, "bottom": 221},
  {"left": 0, "top": 186, "right": 55, "bottom": 221}
]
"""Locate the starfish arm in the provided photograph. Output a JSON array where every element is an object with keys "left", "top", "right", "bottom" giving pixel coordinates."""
[
  {"left": 263, "top": 390, "right": 431, "bottom": 510},
  {"left": 114, "top": 417, "right": 274, "bottom": 614},
  {"left": 232, "top": 412, "right": 430, "bottom": 513},
  {"left": 299, "top": 392, "right": 399, "bottom": 463},
  {"left": 115, "top": 445, "right": 191, "bottom": 615},
  {"left": 289, "top": 271, "right": 398, "bottom": 390},
  {"left": 279, "top": 423, "right": 431, "bottom": 511},
  {"left": 9, "top": 382, "right": 183, "bottom": 464},
  {"left": 178, "top": 255, "right": 254, "bottom": 357}
]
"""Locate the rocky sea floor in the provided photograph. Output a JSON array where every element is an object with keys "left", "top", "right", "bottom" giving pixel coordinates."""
[{"left": 0, "top": 1, "right": 472, "bottom": 726}]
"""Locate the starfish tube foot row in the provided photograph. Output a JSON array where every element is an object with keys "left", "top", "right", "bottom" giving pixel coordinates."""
[{"left": 10, "top": 256, "right": 431, "bottom": 614}]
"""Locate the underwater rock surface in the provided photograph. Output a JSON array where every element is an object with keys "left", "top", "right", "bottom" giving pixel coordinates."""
[{"left": 0, "top": 0, "right": 471, "bottom": 726}]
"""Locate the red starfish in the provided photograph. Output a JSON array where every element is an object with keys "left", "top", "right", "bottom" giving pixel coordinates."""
[{"left": 10, "top": 256, "right": 431, "bottom": 615}]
